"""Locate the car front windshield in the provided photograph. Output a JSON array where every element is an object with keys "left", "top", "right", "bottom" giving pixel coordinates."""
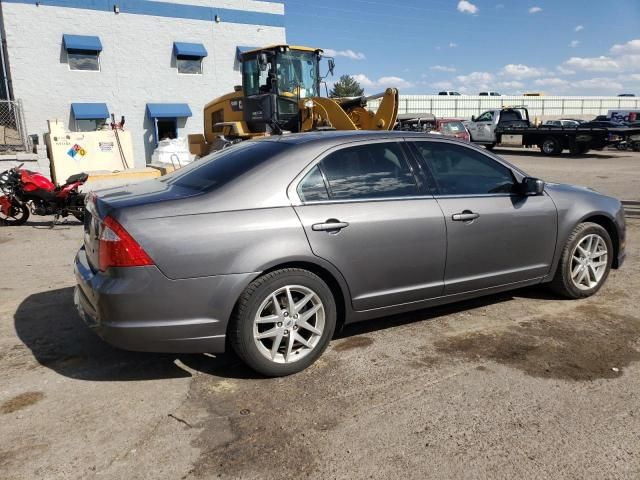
[{"left": 276, "top": 51, "right": 319, "bottom": 98}]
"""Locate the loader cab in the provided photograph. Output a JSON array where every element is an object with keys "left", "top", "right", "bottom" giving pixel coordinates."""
[{"left": 241, "top": 45, "right": 322, "bottom": 133}]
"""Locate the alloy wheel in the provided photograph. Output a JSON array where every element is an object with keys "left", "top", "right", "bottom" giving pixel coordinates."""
[
  {"left": 252, "top": 285, "right": 325, "bottom": 364},
  {"left": 570, "top": 233, "right": 608, "bottom": 291}
]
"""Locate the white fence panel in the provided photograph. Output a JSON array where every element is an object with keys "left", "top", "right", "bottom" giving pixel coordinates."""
[{"left": 367, "top": 95, "right": 640, "bottom": 119}]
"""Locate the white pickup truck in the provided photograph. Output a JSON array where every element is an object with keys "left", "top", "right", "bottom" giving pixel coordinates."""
[{"left": 466, "top": 107, "right": 636, "bottom": 156}]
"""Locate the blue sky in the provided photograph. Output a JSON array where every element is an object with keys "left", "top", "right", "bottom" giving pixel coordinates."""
[{"left": 282, "top": 0, "right": 640, "bottom": 95}]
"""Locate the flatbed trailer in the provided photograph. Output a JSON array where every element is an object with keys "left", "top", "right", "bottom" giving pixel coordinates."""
[{"left": 467, "top": 107, "right": 640, "bottom": 156}]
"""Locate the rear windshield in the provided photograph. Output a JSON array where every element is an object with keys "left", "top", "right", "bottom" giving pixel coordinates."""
[
  {"left": 500, "top": 110, "right": 524, "bottom": 122},
  {"left": 159, "top": 141, "right": 288, "bottom": 192}
]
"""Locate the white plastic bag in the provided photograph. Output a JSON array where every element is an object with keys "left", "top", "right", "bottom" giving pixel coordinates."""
[{"left": 151, "top": 137, "right": 194, "bottom": 167}]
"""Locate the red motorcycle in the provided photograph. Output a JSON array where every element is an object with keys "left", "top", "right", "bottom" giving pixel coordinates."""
[{"left": 0, "top": 163, "right": 87, "bottom": 225}]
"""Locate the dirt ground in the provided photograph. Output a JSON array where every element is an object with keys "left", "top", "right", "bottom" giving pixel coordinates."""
[{"left": 1, "top": 149, "right": 639, "bottom": 480}]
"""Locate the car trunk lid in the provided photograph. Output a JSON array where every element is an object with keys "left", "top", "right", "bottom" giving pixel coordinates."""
[{"left": 82, "top": 179, "right": 199, "bottom": 271}]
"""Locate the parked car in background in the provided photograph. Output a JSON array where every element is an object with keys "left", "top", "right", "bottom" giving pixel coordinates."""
[
  {"left": 618, "top": 93, "right": 636, "bottom": 97},
  {"left": 560, "top": 118, "right": 586, "bottom": 124},
  {"left": 394, "top": 115, "right": 470, "bottom": 141},
  {"left": 479, "top": 92, "right": 501, "bottom": 96},
  {"left": 75, "top": 131, "right": 626, "bottom": 376},
  {"left": 437, "top": 118, "right": 470, "bottom": 141},
  {"left": 438, "top": 91, "right": 462, "bottom": 96},
  {"left": 581, "top": 120, "right": 629, "bottom": 128},
  {"left": 544, "top": 119, "right": 581, "bottom": 127}
]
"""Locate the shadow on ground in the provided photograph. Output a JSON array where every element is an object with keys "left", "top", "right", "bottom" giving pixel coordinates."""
[
  {"left": 495, "top": 148, "right": 625, "bottom": 160},
  {"left": 14, "top": 284, "right": 563, "bottom": 382}
]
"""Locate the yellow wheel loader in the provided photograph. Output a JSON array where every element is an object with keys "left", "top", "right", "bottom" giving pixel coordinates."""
[{"left": 202, "top": 45, "right": 399, "bottom": 150}]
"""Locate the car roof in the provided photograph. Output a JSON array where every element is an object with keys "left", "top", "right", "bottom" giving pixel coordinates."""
[{"left": 259, "top": 129, "right": 442, "bottom": 145}]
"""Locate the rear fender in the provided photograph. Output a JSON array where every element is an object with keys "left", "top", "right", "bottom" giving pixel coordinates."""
[{"left": 55, "top": 181, "right": 82, "bottom": 199}]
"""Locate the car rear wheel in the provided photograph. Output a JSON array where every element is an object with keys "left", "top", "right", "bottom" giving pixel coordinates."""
[
  {"left": 229, "top": 268, "right": 337, "bottom": 376},
  {"left": 549, "top": 222, "right": 613, "bottom": 299}
]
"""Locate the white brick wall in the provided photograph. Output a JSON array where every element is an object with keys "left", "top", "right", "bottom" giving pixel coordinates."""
[{"left": 0, "top": 0, "right": 286, "bottom": 167}]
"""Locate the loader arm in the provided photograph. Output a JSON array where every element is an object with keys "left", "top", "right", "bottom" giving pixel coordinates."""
[{"left": 300, "top": 88, "right": 399, "bottom": 132}]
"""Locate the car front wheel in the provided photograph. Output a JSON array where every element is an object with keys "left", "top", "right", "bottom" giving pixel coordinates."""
[
  {"left": 550, "top": 222, "right": 613, "bottom": 299},
  {"left": 229, "top": 268, "right": 337, "bottom": 376}
]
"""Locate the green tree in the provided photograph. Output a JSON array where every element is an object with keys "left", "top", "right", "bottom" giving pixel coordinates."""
[{"left": 330, "top": 74, "right": 365, "bottom": 97}]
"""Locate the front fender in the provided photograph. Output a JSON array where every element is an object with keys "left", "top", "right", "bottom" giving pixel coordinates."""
[
  {"left": 543, "top": 183, "right": 624, "bottom": 280},
  {"left": 0, "top": 195, "right": 12, "bottom": 215}
]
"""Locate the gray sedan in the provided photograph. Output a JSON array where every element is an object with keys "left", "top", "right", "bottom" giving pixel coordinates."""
[{"left": 74, "top": 131, "right": 626, "bottom": 376}]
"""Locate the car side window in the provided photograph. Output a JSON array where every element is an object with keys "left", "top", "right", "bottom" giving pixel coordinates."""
[
  {"left": 475, "top": 111, "right": 493, "bottom": 122},
  {"left": 297, "top": 165, "right": 329, "bottom": 202},
  {"left": 318, "top": 142, "right": 419, "bottom": 200},
  {"left": 412, "top": 142, "right": 516, "bottom": 196}
]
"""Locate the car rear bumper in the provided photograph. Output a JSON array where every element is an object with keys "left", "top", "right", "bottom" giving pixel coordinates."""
[{"left": 74, "top": 247, "right": 257, "bottom": 354}]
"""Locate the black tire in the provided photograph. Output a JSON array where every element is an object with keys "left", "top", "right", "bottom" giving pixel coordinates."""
[
  {"left": 569, "top": 142, "right": 581, "bottom": 156},
  {"left": 229, "top": 268, "right": 337, "bottom": 377},
  {"left": 632, "top": 142, "right": 640, "bottom": 152},
  {"left": 549, "top": 222, "right": 613, "bottom": 299},
  {"left": 484, "top": 143, "right": 495, "bottom": 151},
  {"left": 570, "top": 143, "right": 590, "bottom": 156},
  {"left": 0, "top": 200, "right": 29, "bottom": 226},
  {"left": 540, "top": 136, "right": 562, "bottom": 156},
  {"left": 68, "top": 193, "right": 86, "bottom": 223},
  {"left": 578, "top": 145, "right": 590, "bottom": 154}
]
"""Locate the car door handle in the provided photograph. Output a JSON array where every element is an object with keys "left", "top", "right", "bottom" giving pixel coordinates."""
[
  {"left": 312, "top": 219, "right": 349, "bottom": 232},
  {"left": 452, "top": 211, "right": 480, "bottom": 222}
]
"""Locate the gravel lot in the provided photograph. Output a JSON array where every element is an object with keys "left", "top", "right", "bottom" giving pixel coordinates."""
[{"left": 1, "top": 149, "right": 639, "bottom": 480}]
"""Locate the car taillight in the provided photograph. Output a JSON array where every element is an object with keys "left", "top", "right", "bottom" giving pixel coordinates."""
[{"left": 99, "top": 215, "right": 153, "bottom": 271}]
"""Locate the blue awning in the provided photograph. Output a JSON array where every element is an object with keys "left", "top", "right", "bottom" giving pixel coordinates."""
[
  {"left": 146, "top": 103, "right": 193, "bottom": 119},
  {"left": 173, "top": 42, "right": 208, "bottom": 58},
  {"left": 71, "top": 103, "right": 109, "bottom": 119},
  {"left": 63, "top": 34, "right": 103, "bottom": 52},
  {"left": 236, "top": 45, "right": 257, "bottom": 61}
]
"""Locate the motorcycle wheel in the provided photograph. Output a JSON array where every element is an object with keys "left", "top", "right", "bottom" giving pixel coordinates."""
[{"left": 0, "top": 201, "right": 29, "bottom": 226}]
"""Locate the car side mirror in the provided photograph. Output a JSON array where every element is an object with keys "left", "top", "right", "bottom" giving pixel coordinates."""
[
  {"left": 521, "top": 177, "right": 545, "bottom": 196},
  {"left": 471, "top": 115, "right": 476, "bottom": 121}
]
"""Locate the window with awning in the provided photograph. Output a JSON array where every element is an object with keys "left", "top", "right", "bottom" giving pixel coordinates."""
[
  {"left": 146, "top": 103, "right": 193, "bottom": 144},
  {"left": 71, "top": 102, "right": 109, "bottom": 131},
  {"left": 173, "top": 42, "right": 207, "bottom": 74},
  {"left": 63, "top": 34, "right": 102, "bottom": 71}
]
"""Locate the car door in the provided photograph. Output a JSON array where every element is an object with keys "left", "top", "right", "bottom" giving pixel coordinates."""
[
  {"left": 410, "top": 140, "right": 558, "bottom": 295},
  {"left": 468, "top": 111, "right": 494, "bottom": 142},
  {"left": 292, "top": 140, "right": 447, "bottom": 311}
]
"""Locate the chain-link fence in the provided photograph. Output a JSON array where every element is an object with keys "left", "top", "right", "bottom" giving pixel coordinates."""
[{"left": 0, "top": 99, "right": 29, "bottom": 152}]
